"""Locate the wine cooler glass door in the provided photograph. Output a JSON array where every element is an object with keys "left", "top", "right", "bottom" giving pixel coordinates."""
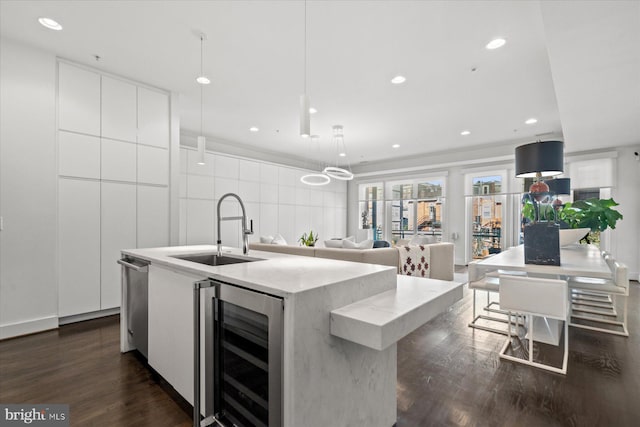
[{"left": 204, "top": 281, "right": 283, "bottom": 427}]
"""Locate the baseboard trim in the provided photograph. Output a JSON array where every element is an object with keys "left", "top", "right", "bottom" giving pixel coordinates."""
[
  {"left": 0, "top": 316, "right": 59, "bottom": 340},
  {"left": 58, "top": 307, "right": 120, "bottom": 325}
]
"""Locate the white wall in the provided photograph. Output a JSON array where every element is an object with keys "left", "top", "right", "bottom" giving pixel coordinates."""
[
  {"left": 179, "top": 147, "right": 347, "bottom": 247},
  {"left": 0, "top": 39, "right": 58, "bottom": 338}
]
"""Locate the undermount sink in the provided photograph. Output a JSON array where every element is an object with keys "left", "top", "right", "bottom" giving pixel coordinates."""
[{"left": 170, "top": 253, "right": 263, "bottom": 266}]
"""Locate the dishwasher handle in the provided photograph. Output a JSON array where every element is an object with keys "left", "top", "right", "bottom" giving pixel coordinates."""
[{"left": 117, "top": 258, "right": 149, "bottom": 272}]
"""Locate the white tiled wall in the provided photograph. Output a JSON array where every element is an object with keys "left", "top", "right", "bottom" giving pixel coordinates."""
[{"left": 179, "top": 148, "right": 347, "bottom": 248}]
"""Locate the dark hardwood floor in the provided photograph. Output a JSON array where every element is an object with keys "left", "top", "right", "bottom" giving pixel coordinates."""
[
  {"left": 1, "top": 281, "right": 639, "bottom": 427},
  {"left": 0, "top": 316, "right": 192, "bottom": 426}
]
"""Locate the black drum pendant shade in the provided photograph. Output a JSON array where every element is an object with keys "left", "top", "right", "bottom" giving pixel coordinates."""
[{"left": 515, "top": 140, "right": 564, "bottom": 178}]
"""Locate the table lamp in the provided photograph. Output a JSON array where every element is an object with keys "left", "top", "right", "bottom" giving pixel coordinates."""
[{"left": 516, "top": 141, "right": 564, "bottom": 265}]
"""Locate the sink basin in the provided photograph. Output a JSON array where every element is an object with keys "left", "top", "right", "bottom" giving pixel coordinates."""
[{"left": 171, "top": 253, "right": 262, "bottom": 266}]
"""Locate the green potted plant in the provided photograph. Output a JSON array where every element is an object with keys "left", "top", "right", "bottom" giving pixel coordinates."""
[
  {"left": 558, "top": 198, "right": 623, "bottom": 244},
  {"left": 298, "top": 230, "right": 318, "bottom": 247},
  {"left": 521, "top": 197, "right": 623, "bottom": 246}
]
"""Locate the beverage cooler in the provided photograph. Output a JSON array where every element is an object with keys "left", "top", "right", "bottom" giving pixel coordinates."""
[{"left": 194, "top": 279, "right": 284, "bottom": 427}]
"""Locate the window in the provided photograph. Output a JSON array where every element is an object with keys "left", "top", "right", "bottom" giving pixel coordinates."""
[
  {"left": 469, "top": 174, "right": 504, "bottom": 259},
  {"left": 358, "top": 183, "right": 384, "bottom": 240},
  {"left": 387, "top": 177, "right": 446, "bottom": 243}
]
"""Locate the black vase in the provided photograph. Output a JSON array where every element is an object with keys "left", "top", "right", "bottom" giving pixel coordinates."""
[{"left": 524, "top": 222, "right": 560, "bottom": 266}]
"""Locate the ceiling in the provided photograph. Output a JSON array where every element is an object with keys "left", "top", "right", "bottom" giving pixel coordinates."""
[{"left": 1, "top": 1, "right": 638, "bottom": 167}]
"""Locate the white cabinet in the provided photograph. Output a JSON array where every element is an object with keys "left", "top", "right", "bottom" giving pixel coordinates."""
[
  {"left": 137, "top": 185, "right": 169, "bottom": 249},
  {"left": 101, "top": 76, "right": 137, "bottom": 142},
  {"left": 58, "top": 63, "right": 101, "bottom": 136},
  {"left": 58, "top": 178, "right": 101, "bottom": 317},
  {"left": 187, "top": 175, "right": 215, "bottom": 200},
  {"left": 137, "top": 145, "right": 169, "bottom": 185},
  {"left": 238, "top": 159, "right": 260, "bottom": 182},
  {"left": 186, "top": 199, "right": 215, "bottom": 245},
  {"left": 101, "top": 139, "right": 136, "bottom": 182},
  {"left": 214, "top": 155, "right": 239, "bottom": 179},
  {"left": 148, "top": 265, "right": 205, "bottom": 406},
  {"left": 137, "top": 87, "right": 169, "bottom": 148},
  {"left": 56, "top": 61, "right": 173, "bottom": 319},
  {"left": 101, "top": 182, "right": 137, "bottom": 309},
  {"left": 58, "top": 131, "right": 100, "bottom": 179}
]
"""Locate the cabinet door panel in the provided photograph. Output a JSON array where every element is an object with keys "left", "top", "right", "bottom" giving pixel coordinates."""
[
  {"left": 137, "top": 185, "right": 169, "bottom": 248},
  {"left": 138, "top": 145, "right": 169, "bottom": 185},
  {"left": 101, "top": 182, "right": 136, "bottom": 309},
  {"left": 58, "top": 63, "right": 100, "bottom": 136},
  {"left": 186, "top": 199, "right": 215, "bottom": 245},
  {"left": 58, "top": 178, "right": 100, "bottom": 317},
  {"left": 101, "top": 76, "right": 137, "bottom": 142},
  {"left": 58, "top": 131, "right": 100, "bottom": 179},
  {"left": 148, "top": 265, "right": 205, "bottom": 406},
  {"left": 187, "top": 175, "right": 215, "bottom": 200},
  {"left": 214, "top": 155, "right": 239, "bottom": 179},
  {"left": 101, "top": 139, "right": 136, "bottom": 182},
  {"left": 138, "top": 88, "right": 169, "bottom": 148},
  {"left": 238, "top": 159, "right": 260, "bottom": 182}
]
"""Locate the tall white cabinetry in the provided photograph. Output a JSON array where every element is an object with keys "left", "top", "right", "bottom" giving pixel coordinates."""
[{"left": 57, "top": 61, "right": 171, "bottom": 318}]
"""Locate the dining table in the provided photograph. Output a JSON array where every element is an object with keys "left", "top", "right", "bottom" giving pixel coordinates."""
[
  {"left": 470, "top": 243, "right": 613, "bottom": 345},
  {"left": 473, "top": 243, "right": 611, "bottom": 279}
]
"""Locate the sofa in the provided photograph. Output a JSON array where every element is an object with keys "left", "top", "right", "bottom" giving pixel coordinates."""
[{"left": 248, "top": 242, "right": 455, "bottom": 281}]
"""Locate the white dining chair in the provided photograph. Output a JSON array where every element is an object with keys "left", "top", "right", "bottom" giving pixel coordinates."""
[
  {"left": 498, "top": 274, "right": 569, "bottom": 375},
  {"left": 568, "top": 254, "right": 629, "bottom": 336},
  {"left": 467, "top": 261, "right": 524, "bottom": 335}
]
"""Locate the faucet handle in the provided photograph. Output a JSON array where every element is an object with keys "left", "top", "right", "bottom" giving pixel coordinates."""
[{"left": 245, "top": 219, "right": 254, "bottom": 235}]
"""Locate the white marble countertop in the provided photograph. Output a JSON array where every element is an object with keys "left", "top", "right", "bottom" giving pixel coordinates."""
[
  {"left": 122, "top": 245, "right": 396, "bottom": 298},
  {"left": 330, "top": 275, "right": 464, "bottom": 350}
]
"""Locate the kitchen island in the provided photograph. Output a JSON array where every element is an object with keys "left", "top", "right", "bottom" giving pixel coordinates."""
[{"left": 120, "top": 245, "right": 463, "bottom": 427}]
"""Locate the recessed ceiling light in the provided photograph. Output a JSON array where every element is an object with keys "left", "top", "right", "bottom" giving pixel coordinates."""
[
  {"left": 525, "top": 118, "right": 538, "bottom": 125},
  {"left": 196, "top": 76, "right": 210, "bottom": 85},
  {"left": 38, "top": 17, "right": 62, "bottom": 31},
  {"left": 309, "top": 107, "right": 317, "bottom": 114},
  {"left": 392, "top": 144, "right": 400, "bottom": 148},
  {"left": 460, "top": 130, "right": 471, "bottom": 136},
  {"left": 391, "top": 75, "right": 406, "bottom": 85},
  {"left": 339, "top": 152, "right": 346, "bottom": 157},
  {"left": 486, "top": 38, "right": 506, "bottom": 50},
  {"left": 249, "top": 126, "right": 259, "bottom": 132}
]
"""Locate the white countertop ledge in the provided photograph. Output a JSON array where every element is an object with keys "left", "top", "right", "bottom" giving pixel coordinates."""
[
  {"left": 330, "top": 275, "right": 464, "bottom": 351},
  {"left": 121, "top": 245, "right": 396, "bottom": 298}
]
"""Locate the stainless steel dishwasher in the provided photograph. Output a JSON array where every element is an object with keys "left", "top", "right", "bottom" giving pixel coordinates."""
[{"left": 118, "top": 257, "right": 150, "bottom": 359}]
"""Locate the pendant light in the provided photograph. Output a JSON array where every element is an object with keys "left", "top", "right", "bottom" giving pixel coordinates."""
[
  {"left": 301, "top": 135, "right": 331, "bottom": 186},
  {"left": 196, "top": 34, "right": 208, "bottom": 165},
  {"left": 299, "top": 0, "right": 311, "bottom": 138},
  {"left": 323, "top": 125, "right": 354, "bottom": 180}
]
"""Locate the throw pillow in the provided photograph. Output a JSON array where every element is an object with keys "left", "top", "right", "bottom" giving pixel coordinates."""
[
  {"left": 343, "top": 239, "right": 374, "bottom": 250},
  {"left": 271, "top": 234, "right": 287, "bottom": 245},
  {"left": 260, "top": 235, "right": 274, "bottom": 244},
  {"left": 324, "top": 239, "right": 344, "bottom": 248}
]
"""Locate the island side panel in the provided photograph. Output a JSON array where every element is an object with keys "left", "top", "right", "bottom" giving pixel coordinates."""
[
  {"left": 147, "top": 264, "right": 207, "bottom": 410},
  {"left": 283, "top": 268, "right": 398, "bottom": 427}
]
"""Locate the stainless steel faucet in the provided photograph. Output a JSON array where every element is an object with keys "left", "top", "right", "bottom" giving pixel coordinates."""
[{"left": 217, "top": 193, "right": 253, "bottom": 256}]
